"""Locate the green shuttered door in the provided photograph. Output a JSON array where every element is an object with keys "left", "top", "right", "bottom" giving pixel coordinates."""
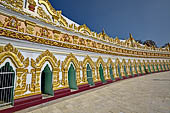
[
  {"left": 117, "top": 64, "right": 122, "bottom": 79},
  {"left": 87, "top": 64, "right": 94, "bottom": 86},
  {"left": 148, "top": 64, "right": 151, "bottom": 73},
  {"left": 156, "top": 64, "right": 159, "bottom": 72},
  {"left": 124, "top": 65, "right": 128, "bottom": 77},
  {"left": 109, "top": 65, "right": 115, "bottom": 80},
  {"left": 68, "top": 64, "right": 78, "bottom": 90},
  {"left": 41, "top": 64, "right": 53, "bottom": 96},
  {"left": 139, "top": 65, "right": 143, "bottom": 74},
  {"left": 99, "top": 64, "right": 106, "bottom": 83}
]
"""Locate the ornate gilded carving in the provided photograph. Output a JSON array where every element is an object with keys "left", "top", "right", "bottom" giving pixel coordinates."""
[
  {"left": 3, "top": 16, "right": 21, "bottom": 31},
  {"left": 96, "top": 56, "right": 107, "bottom": 81},
  {"left": 82, "top": 55, "right": 96, "bottom": 82},
  {"left": 0, "top": 43, "right": 29, "bottom": 99},
  {"left": 127, "top": 59, "right": 132, "bottom": 75},
  {"left": 37, "top": 6, "right": 51, "bottom": 21},
  {"left": 78, "top": 24, "right": 91, "bottom": 35},
  {"left": 132, "top": 59, "right": 137, "bottom": 74},
  {"left": 0, "top": 0, "right": 23, "bottom": 10},
  {"left": 30, "top": 50, "right": 60, "bottom": 92},
  {"left": 106, "top": 58, "right": 115, "bottom": 79},
  {"left": 28, "top": 0, "right": 36, "bottom": 12},
  {"left": 0, "top": 23, "right": 169, "bottom": 59},
  {"left": 25, "top": 20, "right": 36, "bottom": 35},
  {"left": 38, "top": 0, "right": 56, "bottom": 16},
  {"left": 121, "top": 59, "right": 127, "bottom": 77},
  {"left": 61, "top": 53, "right": 81, "bottom": 87}
]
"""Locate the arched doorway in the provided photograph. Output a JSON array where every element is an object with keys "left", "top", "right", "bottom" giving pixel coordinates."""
[
  {"left": 144, "top": 64, "right": 147, "bottom": 73},
  {"left": 139, "top": 64, "right": 143, "bottom": 74},
  {"left": 68, "top": 64, "right": 78, "bottom": 90},
  {"left": 0, "top": 62, "right": 15, "bottom": 106},
  {"left": 167, "top": 64, "right": 169, "bottom": 70},
  {"left": 148, "top": 64, "right": 151, "bottom": 73},
  {"left": 152, "top": 64, "right": 155, "bottom": 72},
  {"left": 109, "top": 64, "right": 115, "bottom": 80},
  {"left": 86, "top": 64, "right": 94, "bottom": 86},
  {"left": 117, "top": 64, "right": 122, "bottom": 79},
  {"left": 41, "top": 64, "right": 53, "bottom": 96},
  {"left": 130, "top": 65, "right": 134, "bottom": 76},
  {"left": 163, "top": 63, "right": 166, "bottom": 70},
  {"left": 156, "top": 64, "right": 159, "bottom": 72},
  {"left": 99, "top": 64, "right": 106, "bottom": 83},
  {"left": 123, "top": 65, "right": 128, "bottom": 77},
  {"left": 135, "top": 64, "right": 138, "bottom": 75}
]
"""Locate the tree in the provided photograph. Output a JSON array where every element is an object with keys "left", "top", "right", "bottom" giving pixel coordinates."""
[
  {"left": 135, "top": 40, "right": 143, "bottom": 44},
  {"left": 161, "top": 43, "right": 170, "bottom": 48},
  {"left": 143, "top": 40, "right": 157, "bottom": 48}
]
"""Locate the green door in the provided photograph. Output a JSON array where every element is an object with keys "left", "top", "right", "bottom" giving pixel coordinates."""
[
  {"left": 163, "top": 64, "right": 166, "bottom": 70},
  {"left": 135, "top": 65, "right": 138, "bottom": 75},
  {"left": 109, "top": 65, "right": 115, "bottom": 80},
  {"left": 148, "top": 64, "right": 151, "bottom": 73},
  {"left": 160, "top": 64, "right": 163, "bottom": 71},
  {"left": 144, "top": 64, "right": 147, "bottom": 73},
  {"left": 139, "top": 65, "right": 143, "bottom": 74},
  {"left": 0, "top": 62, "right": 15, "bottom": 106},
  {"left": 156, "top": 64, "right": 159, "bottom": 72},
  {"left": 68, "top": 64, "right": 78, "bottom": 90},
  {"left": 86, "top": 64, "right": 94, "bottom": 86},
  {"left": 99, "top": 64, "right": 106, "bottom": 83},
  {"left": 152, "top": 65, "right": 155, "bottom": 72},
  {"left": 167, "top": 64, "right": 169, "bottom": 70},
  {"left": 41, "top": 64, "right": 53, "bottom": 96},
  {"left": 117, "top": 64, "right": 122, "bottom": 79},
  {"left": 130, "top": 65, "right": 134, "bottom": 76},
  {"left": 124, "top": 65, "right": 128, "bottom": 77}
]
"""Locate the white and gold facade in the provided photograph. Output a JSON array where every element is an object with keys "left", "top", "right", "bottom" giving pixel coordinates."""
[{"left": 0, "top": 0, "right": 170, "bottom": 112}]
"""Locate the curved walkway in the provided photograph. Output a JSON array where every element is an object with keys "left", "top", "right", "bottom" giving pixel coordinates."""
[{"left": 17, "top": 71, "right": 170, "bottom": 113}]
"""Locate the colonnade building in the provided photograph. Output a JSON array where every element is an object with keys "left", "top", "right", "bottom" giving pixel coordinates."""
[{"left": 0, "top": 0, "right": 170, "bottom": 112}]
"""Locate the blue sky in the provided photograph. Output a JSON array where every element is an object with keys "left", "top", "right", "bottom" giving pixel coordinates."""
[{"left": 49, "top": 0, "right": 170, "bottom": 47}]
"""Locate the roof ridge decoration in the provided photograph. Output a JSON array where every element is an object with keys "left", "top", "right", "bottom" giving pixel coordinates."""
[{"left": 38, "top": 0, "right": 56, "bottom": 16}]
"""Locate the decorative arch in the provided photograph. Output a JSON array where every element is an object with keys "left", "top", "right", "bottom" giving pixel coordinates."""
[
  {"left": 137, "top": 60, "right": 143, "bottom": 74},
  {"left": 61, "top": 53, "right": 81, "bottom": 87},
  {"left": 38, "top": 0, "right": 57, "bottom": 16},
  {"left": 121, "top": 59, "right": 128, "bottom": 77},
  {"left": 106, "top": 58, "right": 115, "bottom": 80},
  {"left": 132, "top": 59, "right": 138, "bottom": 75},
  {"left": 30, "top": 50, "right": 60, "bottom": 92},
  {"left": 0, "top": 43, "right": 29, "bottom": 99},
  {"left": 159, "top": 60, "right": 163, "bottom": 71},
  {"left": 162, "top": 60, "right": 166, "bottom": 71},
  {"left": 151, "top": 60, "right": 155, "bottom": 72},
  {"left": 78, "top": 24, "right": 91, "bottom": 35},
  {"left": 115, "top": 58, "right": 122, "bottom": 79},
  {"left": 146, "top": 60, "right": 151, "bottom": 73},
  {"left": 127, "top": 59, "right": 133, "bottom": 76},
  {"left": 155, "top": 60, "right": 160, "bottom": 71},
  {"left": 82, "top": 55, "right": 95, "bottom": 82},
  {"left": 96, "top": 56, "right": 107, "bottom": 81},
  {"left": 166, "top": 60, "right": 170, "bottom": 70}
]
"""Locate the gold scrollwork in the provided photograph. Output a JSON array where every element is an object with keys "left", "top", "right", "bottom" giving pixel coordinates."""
[
  {"left": 106, "top": 58, "right": 115, "bottom": 79},
  {"left": 82, "top": 55, "right": 96, "bottom": 82},
  {"left": 96, "top": 56, "right": 107, "bottom": 81},
  {"left": 37, "top": 6, "right": 51, "bottom": 22},
  {"left": 61, "top": 53, "right": 81, "bottom": 87},
  {"left": 30, "top": 50, "right": 60, "bottom": 92},
  {"left": 0, "top": 43, "right": 29, "bottom": 99}
]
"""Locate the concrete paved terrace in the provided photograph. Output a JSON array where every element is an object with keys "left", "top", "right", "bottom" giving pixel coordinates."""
[{"left": 16, "top": 71, "right": 170, "bottom": 113}]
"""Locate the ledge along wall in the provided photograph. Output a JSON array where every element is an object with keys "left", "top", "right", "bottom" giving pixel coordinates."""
[{"left": 0, "top": 0, "right": 170, "bottom": 112}]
